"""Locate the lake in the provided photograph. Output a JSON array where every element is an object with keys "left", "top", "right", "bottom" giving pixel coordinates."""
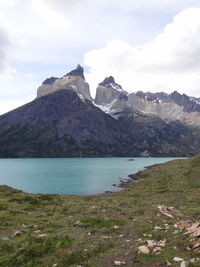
[{"left": 0, "top": 158, "right": 181, "bottom": 195}]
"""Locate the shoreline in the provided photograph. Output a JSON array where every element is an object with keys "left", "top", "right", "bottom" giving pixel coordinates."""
[
  {"left": 87, "top": 163, "right": 163, "bottom": 197},
  {"left": 0, "top": 160, "right": 182, "bottom": 197},
  {"left": 111, "top": 163, "right": 161, "bottom": 190},
  {"left": 0, "top": 168, "right": 150, "bottom": 198}
]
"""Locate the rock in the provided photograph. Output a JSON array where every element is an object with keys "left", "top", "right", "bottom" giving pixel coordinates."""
[
  {"left": 101, "top": 236, "right": 111, "bottom": 239},
  {"left": 186, "top": 222, "right": 200, "bottom": 233},
  {"left": 34, "top": 230, "right": 41, "bottom": 233},
  {"left": 157, "top": 205, "right": 174, "bottom": 218},
  {"left": 153, "top": 247, "right": 162, "bottom": 253},
  {"left": 1, "top": 237, "right": 9, "bottom": 240},
  {"left": 113, "top": 225, "right": 120, "bottom": 229},
  {"left": 154, "top": 225, "right": 169, "bottom": 231},
  {"left": 157, "top": 239, "right": 166, "bottom": 248},
  {"left": 173, "top": 257, "right": 184, "bottom": 262},
  {"left": 175, "top": 221, "right": 190, "bottom": 229},
  {"left": 37, "top": 234, "right": 48, "bottom": 238},
  {"left": 147, "top": 240, "right": 154, "bottom": 248},
  {"left": 146, "top": 239, "right": 166, "bottom": 250},
  {"left": 166, "top": 261, "right": 171, "bottom": 266},
  {"left": 154, "top": 226, "right": 163, "bottom": 231},
  {"left": 173, "top": 230, "right": 179, "bottom": 235},
  {"left": 52, "top": 264, "right": 58, "bottom": 267},
  {"left": 193, "top": 241, "right": 200, "bottom": 250},
  {"left": 180, "top": 261, "right": 189, "bottom": 267},
  {"left": 114, "top": 261, "right": 126, "bottom": 266},
  {"left": 189, "top": 258, "right": 200, "bottom": 263},
  {"left": 12, "top": 231, "right": 22, "bottom": 237},
  {"left": 138, "top": 245, "right": 150, "bottom": 254},
  {"left": 186, "top": 223, "right": 200, "bottom": 238}
]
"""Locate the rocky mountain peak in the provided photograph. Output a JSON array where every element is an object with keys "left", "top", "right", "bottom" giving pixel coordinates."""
[
  {"left": 99, "top": 76, "right": 122, "bottom": 91},
  {"left": 99, "top": 76, "right": 115, "bottom": 86},
  {"left": 37, "top": 65, "right": 92, "bottom": 101},
  {"left": 94, "top": 76, "right": 127, "bottom": 108},
  {"left": 64, "top": 64, "right": 85, "bottom": 80},
  {"left": 169, "top": 91, "right": 200, "bottom": 112}
]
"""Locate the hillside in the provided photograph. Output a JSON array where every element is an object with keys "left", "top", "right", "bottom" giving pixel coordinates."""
[{"left": 1, "top": 155, "right": 200, "bottom": 266}]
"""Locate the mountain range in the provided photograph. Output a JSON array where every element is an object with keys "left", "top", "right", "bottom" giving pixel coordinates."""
[{"left": 0, "top": 64, "right": 200, "bottom": 158}]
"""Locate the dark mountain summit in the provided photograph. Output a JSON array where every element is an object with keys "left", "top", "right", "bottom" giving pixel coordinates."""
[
  {"left": 42, "top": 77, "right": 58, "bottom": 85},
  {"left": 99, "top": 76, "right": 122, "bottom": 89},
  {"left": 95, "top": 76, "right": 127, "bottom": 106},
  {"left": 64, "top": 64, "right": 85, "bottom": 80},
  {"left": 170, "top": 91, "right": 200, "bottom": 113}
]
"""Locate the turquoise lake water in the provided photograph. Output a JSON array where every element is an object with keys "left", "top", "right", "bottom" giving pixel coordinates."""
[{"left": 0, "top": 158, "right": 182, "bottom": 195}]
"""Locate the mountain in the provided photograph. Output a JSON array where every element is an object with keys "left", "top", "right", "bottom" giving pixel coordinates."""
[
  {"left": 0, "top": 89, "right": 140, "bottom": 157},
  {"left": 0, "top": 65, "right": 200, "bottom": 158},
  {"left": 94, "top": 81, "right": 200, "bottom": 127},
  {"left": 113, "top": 108, "right": 200, "bottom": 157},
  {"left": 95, "top": 76, "right": 128, "bottom": 107},
  {"left": 37, "top": 64, "right": 92, "bottom": 101}
]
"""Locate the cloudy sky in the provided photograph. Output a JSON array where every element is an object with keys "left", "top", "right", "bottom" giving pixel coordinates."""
[{"left": 1, "top": 0, "right": 200, "bottom": 114}]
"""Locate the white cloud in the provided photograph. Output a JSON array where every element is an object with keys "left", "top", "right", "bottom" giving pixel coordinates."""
[
  {"left": 0, "top": 0, "right": 14, "bottom": 7},
  {"left": 0, "top": 68, "right": 38, "bottom": 114},
  {"left": 1, "top": 1, "right": 200, "bottom": 114},
  {"left": 84, "top": 7, "right": 200, "bottom": 97},
  {"left": 0, "top": 27, "right": 10, "bottom": 72},
  {"left": 0, "top": 97, "right": 34, "bottom": 115},
  {"left": 31, "top": 0, "right": 81, "bottom": 28}
]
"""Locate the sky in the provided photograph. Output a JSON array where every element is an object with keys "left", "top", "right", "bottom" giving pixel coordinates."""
[{"left": 1, "top": 0, "right": 200, "bottom": 114}]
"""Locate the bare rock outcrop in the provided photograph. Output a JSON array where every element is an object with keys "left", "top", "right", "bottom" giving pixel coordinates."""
[{"left": 37, "top": 65, "right": 92, "bottom": 101}]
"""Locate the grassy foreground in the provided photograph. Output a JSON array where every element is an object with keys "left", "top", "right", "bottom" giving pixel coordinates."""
[{"left": 1, "top": 155, "right": 200, "bottom": 266}]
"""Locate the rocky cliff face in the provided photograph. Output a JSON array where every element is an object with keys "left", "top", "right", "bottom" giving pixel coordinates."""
[
  {"left": 95, "top": 79, "right": 200, "bottom": 127},
  {"left": 94, "top": 76, "right": 128, "bottom": 107},
  {"left": 37, "top": 65, "right": 92, "bottom": 101},
  {"left": 126, "top": 91, "right": 200, "bottom": 127}
]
